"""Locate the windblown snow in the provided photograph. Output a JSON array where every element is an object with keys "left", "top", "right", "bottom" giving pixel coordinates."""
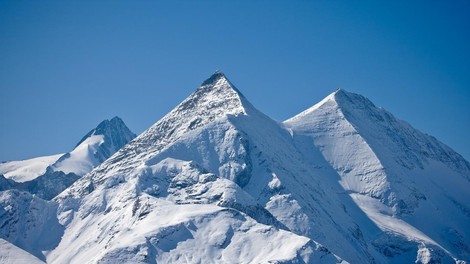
[{"left": 1, "top": 73, "right": 468, "bottom": 263}]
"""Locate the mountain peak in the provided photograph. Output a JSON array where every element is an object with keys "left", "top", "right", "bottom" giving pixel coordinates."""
[
  {"left": 331, "top": 89, "right": 378, "bottom": 111},
  {"left": 84, "top": 72, "right": 260, "bottom": 182},
  {"left": 48, "top": 117, "right": 136, "bottom": 176},
  {"left": 178, "top": 71, "right": 253, "bottom": 118},
  {"left": 75, "top": 116, "right": 136, "bottom": 148},
  {"left": 200, "top": 70, "right": 227, "bottom": 86}
]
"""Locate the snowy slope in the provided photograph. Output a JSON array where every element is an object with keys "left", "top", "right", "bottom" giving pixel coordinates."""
[
  {"left": 0, "top": 154, "right": 63, "bottom": 183},
  {"left": 0, "top": 117, "right": 135, "bottom": 181},
  {"left": 284, "top": 89, "right": 470, "bottom": 262},
  {"left": 0, "top": 239, "right": 45, "bottom": 264},
  {"left": 1, "top": 73, "right": 468, "bottom": 263},
  {"left": 0, "top": 190, "right": 63, "bottom": 262},
  {"left": 0, "top": 117, "right": 136, "bottom": 200},
  {"left": 50, "top": 116, "right": 136, "bottom": 176},
  {"left": 48, "top": 72, "right": 350, "bottom": 263}
]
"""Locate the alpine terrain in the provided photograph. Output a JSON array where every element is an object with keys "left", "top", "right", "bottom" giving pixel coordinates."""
[
  {"left": 0, "top": 116, "right": 136, "bottom": 199},
  {"left": 0, "top": 72, "right": 468, "bottom": 263}
]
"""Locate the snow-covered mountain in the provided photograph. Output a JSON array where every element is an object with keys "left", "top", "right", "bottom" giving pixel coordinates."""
[
  {"left": 284, "top": 89, "right": 470, "bottom": 262},
  {"left": 0, "top": 117, "right": 136, "bottom": 199},
  {"left": 0, "top": 73, "right": 468, "bottom": 263},
  {"left": 49, "top": 116, "right": 136, "bottom": 176}
]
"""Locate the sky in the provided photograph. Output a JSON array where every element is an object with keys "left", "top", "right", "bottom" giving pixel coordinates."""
[{"left": 1, "top": 0, "right": 469, "bottom": 162}]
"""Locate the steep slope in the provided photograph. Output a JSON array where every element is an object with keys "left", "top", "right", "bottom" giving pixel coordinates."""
[
  {"left": 284, "top": 89, "right": 470, "bottom": 262},
  {"left": 0, "top": 190, "right": 63, "bottom": 262},
  {"left": 0, "top": 117, "right": 136, "bottom": 200},
  {"left": 0, "top": 239, "right": 45, "bottom": 264},
  {"left": 0, "top": 154, "right": 63, "bottom": 183},
  {"left": 50, "top": 72, "right": 350, "bottom": 263},
  {"left": 2, "top": 73, "right": 468, "bottom": 263},
  {"left": 50, "top": 116, "right": 136, "bottom": 176}
]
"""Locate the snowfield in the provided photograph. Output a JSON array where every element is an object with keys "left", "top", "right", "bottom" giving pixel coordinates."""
[
  {"left": 0, "top": 154, "right": 63, "bottom": 183},
  {"left": 0, "top": 72, "right": 468, "bottom": 263}
]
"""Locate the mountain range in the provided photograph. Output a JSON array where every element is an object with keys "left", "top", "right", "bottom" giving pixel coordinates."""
[{"left": 0, "top": 72, "right": 468, "bottom": 263}]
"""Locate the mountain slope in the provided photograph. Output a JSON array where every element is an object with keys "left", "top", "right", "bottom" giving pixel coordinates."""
[
  {"left": 0, "top": 239, "right": 45, "bottom": 264},
  {"left": 50, "top": 72, "right": 351, "bottom": 263},
  {"left": 0, "top": 154, "right": 63, "bottom": 183},
  {"left": 0, "top": 190, "right": 63, "bottom": 262},
  {"left": 1, "top": 74, "right": 468, "bottom": 263},
  {"left": 0, "top": 117, "right": 136, "bottom": 200},
  {"left": 50, "top": 116, "right": 136, "bottom": 176},
  {"left": 284, "top": 89, "right": 470, "bottom": 262}
]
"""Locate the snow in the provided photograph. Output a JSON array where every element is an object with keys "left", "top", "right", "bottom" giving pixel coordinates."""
[
  {"left": 0, "top": 117, "right": 135, "bottom": 201},
  {"left": 51, "top": 135, "right": 105, "bottom": 175},
  {"left": 45, "top": 73, "right": 348, "bottom": 263},
  {"left": 0, "top": 190, "right": 63, "bottom": 261},
  {"left": 47, "top": 116, "right": 136, "bottom": 177},
  {"left": 350, "top": 193, "right": 439, "bottom": 245},
  {"left": 284, "top": 88, "right": 470, "bottom": 262},
  {"left": 0, "top": 154, "right": 63, "bottom": 182},
  {"left": 0, "top": 73, "right": 468, "bottom": 263},
  {"left": 0, "top": 239, "right": 45, "bottom": 264}
]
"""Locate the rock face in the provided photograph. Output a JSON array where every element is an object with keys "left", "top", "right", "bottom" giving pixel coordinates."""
[
  {"left": 0, "top": 73, "right": 469, "bottom": 263},
  {"left": 0, "top": 190, "right": 63, "bottom": 261}
]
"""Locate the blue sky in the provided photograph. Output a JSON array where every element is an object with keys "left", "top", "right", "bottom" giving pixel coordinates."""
[{"left": 1, "top": 1, "right": 469, "bottom": 161}]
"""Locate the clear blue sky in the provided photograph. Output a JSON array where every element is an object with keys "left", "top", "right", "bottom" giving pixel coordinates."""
[{"left": 1, "top": 1, "right": 469, "bottom": 161}]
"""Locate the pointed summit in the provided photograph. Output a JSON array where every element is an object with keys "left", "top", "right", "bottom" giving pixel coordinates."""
[
  {"left": 331, "top": 88, "right": 379, "bottom": 113},
  {"left": 51, "top": 117, "right": 136, "bottom": 176},
  {"left": 168, "top": 71, "right": 252, "bottom": 123},
  {"left": 82, "top": 72, "right": 260, "bottom": 184},
  {"left": 200, "top": 70, "right": 227, "bottom": 86},
  {"left": 75, "top": 116, "right": 136, "bottom": 150}
]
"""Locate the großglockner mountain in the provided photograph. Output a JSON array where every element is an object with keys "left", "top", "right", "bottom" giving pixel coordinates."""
[
  {"left": 0, "top": 72, "right": 468, "bottom": 263},
  {"left": 0, "top": 116, "right": 136, "bottom": 199}
]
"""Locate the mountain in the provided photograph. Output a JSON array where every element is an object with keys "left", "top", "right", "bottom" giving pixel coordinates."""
[
  {"left": 49, "top": 116, "right": 136, "bottom": 176},
  {"left": 49, "top": 72, "right": 349, "bottom": 263},
  {"left": 0, "top": 117, "right": 136, "bottom": 199},
  {"left": 284, "top": 89, "right": 470, "bottom": 262},
  {"left": 0, "top": 73, "right": 468, "bottom": 263}
]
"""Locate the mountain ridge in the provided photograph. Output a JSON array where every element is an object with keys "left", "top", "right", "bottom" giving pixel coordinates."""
[
  {"left": 285, "top": 88, "right": 470, "bottom": 261},
  {"left": 0, "top": 116, "right": 136, "bottom": 200},
  {"left": 0, "top": 73, "right": 468, "bottom": 263}
]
